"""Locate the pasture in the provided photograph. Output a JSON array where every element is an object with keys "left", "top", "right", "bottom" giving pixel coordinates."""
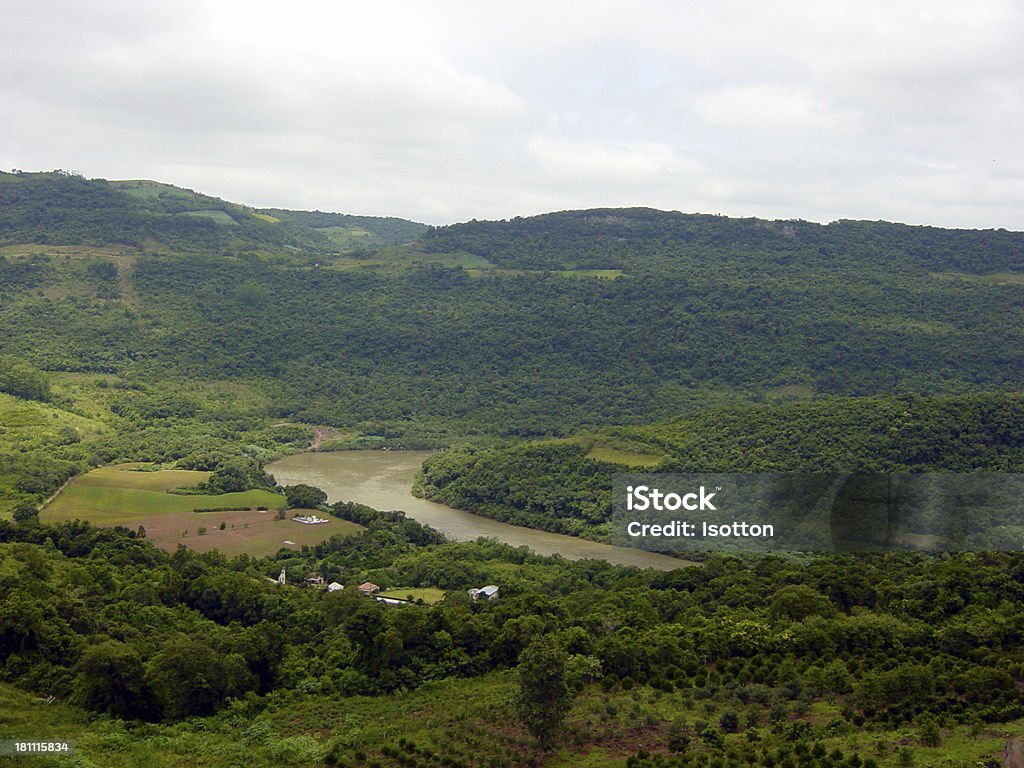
[
  {"left": 377, "top": 587, "right": 447, "bottom": 604},
  {"left": 533, "top": 434, "right": 667, "bottom": 469},
  {"left": 583, "top": 444, "right": 664, "bottom": 468},
  {"left": 41, "top": 464, "right": 360, "bottom": 556}
]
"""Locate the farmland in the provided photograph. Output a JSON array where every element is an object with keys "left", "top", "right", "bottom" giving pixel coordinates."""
[{"left": 39, "top": 464, "right": 359, "bottom": 556}]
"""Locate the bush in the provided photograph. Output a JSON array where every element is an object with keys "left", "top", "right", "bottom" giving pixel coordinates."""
[{"left": 667, "top": 718, "right": 691, "bottom": 753}]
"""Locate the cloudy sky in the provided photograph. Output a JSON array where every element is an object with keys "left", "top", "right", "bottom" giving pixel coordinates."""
[{"left": 3, "top": 1, "right": 1023, "bottom": 228}]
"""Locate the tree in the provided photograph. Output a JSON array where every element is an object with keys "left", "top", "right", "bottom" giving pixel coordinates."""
[
  {"left": 13, "top": 501, "right": 39, "bottom": 524},
  {"left": 917, "top": 715, "right": 941, "bottom": 747},
  {"left": 769, "top": 584, "right": 835, "bottom": 622},
  {"left": 719, "top": 710, "right": 740, "bottom": 733},
  {"left": 145, "top": 635, "right": 256, "bottom": 720},
  {"left": 284, "top": 483, "right": 328, "bottom": 510},
  {"left": 515, "top": 636, "right": 574, "bottom": 749},
  {"left": 202, "top": 456, "right": 275, "bottom": 494},
  {"left": 667, "top": 718, "right": 691, "bottom": 753},
  {"left": 75, "top": 640, "right": 149, "bottom": 718},
  {"left": 0, "top": 359, "right": 51, "bottom": 402}
]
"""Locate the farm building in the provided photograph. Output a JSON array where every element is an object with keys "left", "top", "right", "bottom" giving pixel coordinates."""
[
  {"left": 468, "top": 585, "right": 499, "bottom": 601},
  {"left": 293, "top": 514, "right": 329, "bottom": 525}
]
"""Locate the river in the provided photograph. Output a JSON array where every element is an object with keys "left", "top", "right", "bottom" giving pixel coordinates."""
[{"left": 267, "top": 451, "right": 688, "bottom": 570}]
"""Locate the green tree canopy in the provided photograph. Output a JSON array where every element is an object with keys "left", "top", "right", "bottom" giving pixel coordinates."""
[{"left": 515, "top": 635, "right": 574, "bottom": 749}]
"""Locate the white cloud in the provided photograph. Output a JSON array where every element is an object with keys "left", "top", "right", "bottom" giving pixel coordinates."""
[
  {"left": 2, "top": 0, "right": 1023, "bottom": 227},
  {"left": 695, "top": 85, "right": 854, "bottom": 132},
  {"left": 528, "top": 136, "right": 691, "bottom": 182}
]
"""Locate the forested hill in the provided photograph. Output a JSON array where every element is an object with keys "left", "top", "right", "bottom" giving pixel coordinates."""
[
  {"left": 421, "top": 207, "right": 1024, "bottom": 274},
  {"left": 416, "top": 392, "right": 1024, "bottom": 539},
  {"left": 0, "top": 170, "right": 427, "bottom": 254},
  {"left": 0, "top": 170, "right": 1021, "bottom": 444}
]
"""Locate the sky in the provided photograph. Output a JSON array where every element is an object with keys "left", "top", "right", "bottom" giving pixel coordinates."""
[{"left": 3, "top": 0, "right": 1023, "bottom": 228}]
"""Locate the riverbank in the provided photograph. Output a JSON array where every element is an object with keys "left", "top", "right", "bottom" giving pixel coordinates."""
[{"left": 267, "top": 450, "right": 692, "bottom": 570}]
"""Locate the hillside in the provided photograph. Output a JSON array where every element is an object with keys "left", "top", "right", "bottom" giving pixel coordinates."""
[
  {"left": 0, "top": 171, "right": 427, "bottom": 255},
  {"left": 2, "top": 170, "right": 1024, "bottom": 767},
  {"left": 1, "top": 173, "right": 1021, "bottom": 442},
  {"left": 416, "top": 392, "right": 1024, "bottom": 539},
  {"left": 1, "top": 170, "right": 1022, "bottom": 510},
  {"left": 421, "top": 207, "right": 1024, "bottom": 273},
  {"left": 2, "top": 520, "right": 1023, "bottom": 766}
]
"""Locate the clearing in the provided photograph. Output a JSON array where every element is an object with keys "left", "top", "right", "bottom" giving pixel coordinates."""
[
  {"left": 377, "top": 587, "right": 448, "bottom": 604},
  {"left": 41, "top": 464, "right": 361, "bottom": 556}
]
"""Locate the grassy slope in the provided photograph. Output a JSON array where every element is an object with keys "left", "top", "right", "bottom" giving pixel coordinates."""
[
  {"left": 0, "top": 392, "right": 107, "bottom": 516},
  {"left": 0, "top": 393, "right": 106, "bottom": 452},
  {"left": 0, "top": 675, "right": 1016, "bottom": 768}
]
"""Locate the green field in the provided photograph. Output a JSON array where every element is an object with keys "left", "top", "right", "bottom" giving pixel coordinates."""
[
  {"left": 176, "top": 209, "right": 238, "bottom": 225},
  {"left": 583, "top": 444, "right": 664, "bottom": 468},
  {"left": 536, "top": 435, "right": 668, "bottom": 468},
  {"left": 34, "top": 464, "right": 362, "bottom": 556},
  {"left": 0, "top": 392, "right": 109, "bottom": 516},
  {"left": 377, "top": 587, "right": 447, "bottom": 604},
  {"left": 41, "top": 464, "right": 283, "bottom": 522},
  {"left": 932, "top": 269, "right": 1024, "bottom": 286}
]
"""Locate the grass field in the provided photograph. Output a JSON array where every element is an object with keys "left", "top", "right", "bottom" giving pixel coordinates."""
[
  {"left": 177, "top": 209, "right": 238, "bottom": 226},
  {"left": 157, "top": 510, "right": 362, "bottom": 557},
  {"left": 764, "top": 383, "right": 816, "bottom": 402},
  {"left": 583, "top": 445, "right": 665, "bottom": 468},
  {"left": 552, "top": 268, "right": 625, "bottom": 279},
  {"left": 38, "top": 464, "right": 359, "bottom": 556},
  {"left": 932, "top": 269, "right": 1024, "bottom": 286},
  {"left": 465, "top": 267, "right": 626, "bottom": 279},
  {"left": 534, "top": 435, "right": 667, "bottom": 469},
  {"left": 377, "top": 587, "right": 447, "bottom": 604}
]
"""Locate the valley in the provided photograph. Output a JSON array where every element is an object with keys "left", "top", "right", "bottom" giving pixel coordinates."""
[{"left": 1, "top": 171, "right": 1023, "bottom": 767}]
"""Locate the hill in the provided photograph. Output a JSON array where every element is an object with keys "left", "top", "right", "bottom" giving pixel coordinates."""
[
  {"left": 0, "top": 171, "right": 427, "bottom": 256},
  {"left": 2, "top": 170, "right": 1024, "bottom": 768},
  {"left": 416, "top": 392, "right": 1024, "bottom": 539},
  {"left": 421, "top": 207, "right": 1024, "bottom": 273},
  {"left": 2, "top": 175, "right": 1021, "bottom": 438},
  {"left": 0, "top": 169, "right": 1021, "bottom": 507}
]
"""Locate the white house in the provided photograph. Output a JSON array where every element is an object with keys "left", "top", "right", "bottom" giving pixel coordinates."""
[{"left": 293, "top": 514, "right": 329, "bottom": 525}]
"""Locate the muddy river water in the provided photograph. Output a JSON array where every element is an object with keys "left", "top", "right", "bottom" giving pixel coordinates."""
[{"left": 267, "top": 450, "right": 687, "bottom": 570}]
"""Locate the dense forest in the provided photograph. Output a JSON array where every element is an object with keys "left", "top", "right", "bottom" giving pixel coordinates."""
[
  {"left": 416, "top": 393, "right": 1024, "bottom": 539},
  {"left": 1, "top": 173, "right": 1022, "bottom": 446},
  {"left": 1, "top": 171, "right": 1023, "bottom": 766},
  {"left": 3, "top": 515, "right": 1024, "bottom": 766}
]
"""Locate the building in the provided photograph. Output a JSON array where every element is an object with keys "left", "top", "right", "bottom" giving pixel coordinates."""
[
  {"left": 358, "top": 582, "right": 380, "bottom": 595},
  {"left": 293, "top": 514, "right": 329, "bottom": 525},
  {"left": 468, "top": 585, "right": 499, "bottom": 601}
]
